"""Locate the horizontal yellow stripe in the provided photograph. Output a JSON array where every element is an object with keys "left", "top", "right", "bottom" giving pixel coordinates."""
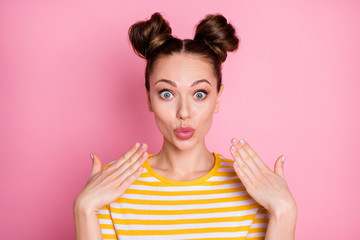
[
  {"left": 112, "top": 195, "right": 253, "bottom": 205},
  {"left": 132, "top": 177, "right": 241, "bottom": 187},
  {"left": 248, "top": 228, "right": 268, "bottom": 233},
  {"left": 109, "top": 202, "right": 261, "bottom": 215},
  {"left": 246, "top": 237, "right": 265, "bottom": 240},
  {"left": 214, "top": 171, "right": 238, "bottom": 177},
  {"left": 97, "top": 214, "right": 112, "bottom": 219},
  {"left": 253, "top": 218, "right": 270, "bottom": 224},
  {"left": 124, "top": 185, "right": 246, "bottom": 196},
  {"left": 99, "top": 224, "right": 115, "bottom": 230},
  {"left": 115, "top": 225, "right": 253, "bottom": 236},
  {"left": 101, "top": 234, "right": 117, "bottom": 239},
  {"left": 112, "top": 214, "right": 256, "bottom": 225}
]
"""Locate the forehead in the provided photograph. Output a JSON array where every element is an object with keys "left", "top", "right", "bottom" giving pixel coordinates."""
[{"left": 150, "top": 53, "right": 216, "bottom": 87}]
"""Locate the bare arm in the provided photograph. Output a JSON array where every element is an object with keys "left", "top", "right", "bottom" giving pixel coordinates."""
[
  {"left": 73, "top": 200, "right": 103, "bottom": 240},
  {"left": 265, "top": 203, "right": 297, "bottom": 240}
]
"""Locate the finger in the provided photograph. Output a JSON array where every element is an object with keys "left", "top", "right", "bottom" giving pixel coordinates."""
[
  {"left": 107, "top": 143, "right": 148, "bottom": 182},
  {"left": 106, "top": 142, "right": 141, "bottom": 171},
  {"left": 115, "top": 150, "right": 148, "bottom": 184},
  {"left": 230, "top": 143, "right": 261, "bottom": 177},
  {"left": 118, "top": 143, "right": 148, "bottom": 170},
  {"left": 274, "top": 155, "right": 285, "bottom": 178},
  {"left": 89, "top": 153, "right": 102, "bottom": 177},
  {"left": 230, "top": 146, "right": 256, "bottom": 182},
  {"left": 232, "top": 160, "right": 252, "bottom": 187},
  {"left": 118, "top": 161, "right": 144, "bottom": 193},
  {"left": 232, "top": 138, "right": 271, "bottom": 172},
  {"left": 122, "top": 142, "right": 142, "bottom": 161}
]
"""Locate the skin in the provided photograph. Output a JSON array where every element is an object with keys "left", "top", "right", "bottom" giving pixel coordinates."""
[
  {"left": 230, "top": 138, "right": 298, "bottom": 239},
  {"left": 73, "top": 52, "right": 297, "bottom": 240},
  {"left": 145, "top": 52, "right": 223, "bottom": 180}
]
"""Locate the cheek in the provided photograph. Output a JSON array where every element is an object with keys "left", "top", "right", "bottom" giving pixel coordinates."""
[
  {"left": 151, "top": 97, "right": 171, "bottom": 117},
  {"left": 151, "top": 99, "right": 174, "bottom": 133},
  {"left": 196, "top": 103, "right": 215, "bottom": 130},
  {"left": 196, "top": 94, "right": 217, "bottom": 114}
]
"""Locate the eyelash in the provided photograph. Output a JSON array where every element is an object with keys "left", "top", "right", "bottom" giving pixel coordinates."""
[{"left": 158, "top": 89, "right": 208, "bottom": 100}]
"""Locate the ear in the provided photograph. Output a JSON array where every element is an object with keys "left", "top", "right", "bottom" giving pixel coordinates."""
[
  {"left": 214, "top": 84, "right": 224, "bottom": 113},
  {"left": 146, "top": 91, "right": 153, "bottom": 112}
]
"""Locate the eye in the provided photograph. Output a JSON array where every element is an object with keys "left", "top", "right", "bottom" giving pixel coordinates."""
[
  {"left": 159, "top": 89, "right": 174, "bottom": 100},
  {"left": 194, "top": 90, "right": 208, "bottom": 100}
]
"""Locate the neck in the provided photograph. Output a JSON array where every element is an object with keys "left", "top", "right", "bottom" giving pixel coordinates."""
[{"left": 153, "top": 136, "right": 215, "bottom": 177}]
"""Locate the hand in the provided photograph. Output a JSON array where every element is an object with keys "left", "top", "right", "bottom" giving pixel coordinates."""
[
  {"left": 74, "top": 142, "right": 149, "bottom": 214},
  {"left": 229, "top": 138, "right": 297, "bottom": 215}
]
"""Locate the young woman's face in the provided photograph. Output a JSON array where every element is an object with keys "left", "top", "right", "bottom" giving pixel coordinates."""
[{"left": 147, "top": 52, "right": 224, "bottom": 150}]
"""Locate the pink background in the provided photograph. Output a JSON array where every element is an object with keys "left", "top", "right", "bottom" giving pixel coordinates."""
[{"left": 1, "top": 0, "right": 359, "bottom": 239}]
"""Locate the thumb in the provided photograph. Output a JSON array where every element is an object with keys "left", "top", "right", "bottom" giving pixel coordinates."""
[
  {"left": 89, "top": 153, "right": 102, "bottom": 177},
  {"left": 274, "top": 155, "right": 286, "bottom": 178}
]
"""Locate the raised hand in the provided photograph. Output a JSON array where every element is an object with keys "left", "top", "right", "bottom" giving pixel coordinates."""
[
  {"left": 74, "top": 142, "right": 149, "bottom": 214},
  {"left": 229, "top": 138, "right": 297, "bottom": 215}
]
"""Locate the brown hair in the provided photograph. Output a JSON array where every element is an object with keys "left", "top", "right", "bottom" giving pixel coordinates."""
[{"left": 128, "top": 12, "right": 240, "bottom": 93}]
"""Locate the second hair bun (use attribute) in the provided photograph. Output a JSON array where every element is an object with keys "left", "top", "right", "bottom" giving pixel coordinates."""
[
  {"left": 128, "top": 12, "right": 239, "bottom": 62},
  {"left": 128, "top": 12, "right": 173, "bottom": 60},
  {"left": 194, "top": 14, "right": 239, "bottom": 62}
]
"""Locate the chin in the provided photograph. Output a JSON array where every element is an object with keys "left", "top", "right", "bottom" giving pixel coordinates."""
[
  {"left": 173, "top": 141, "right": 196, "bottom": 151},
  {"left": 170, "top": 133, "right": 200, "bottom": 151}
]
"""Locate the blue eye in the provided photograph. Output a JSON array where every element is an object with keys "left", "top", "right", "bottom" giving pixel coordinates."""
[
  {"left": 159, "top": 89, "right": 174, "bottom": 99},
  {"left": 194, "top": 90, "right": 208, "bottom": 100},
  {"left": 158, "top": 89, "right": 208, "bottom": 100}
]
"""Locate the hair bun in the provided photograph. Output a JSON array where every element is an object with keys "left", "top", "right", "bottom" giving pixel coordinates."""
[
  {"left": 194, "top": 14, "right": 240, "bottom": 62},
  {"left": 128, "top": 12, "right": 173, "bottom": 59}
]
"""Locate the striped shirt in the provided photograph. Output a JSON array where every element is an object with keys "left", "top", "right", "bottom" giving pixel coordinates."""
[{"left": 97, "top": 152, "right": 270, "bottom": 240}]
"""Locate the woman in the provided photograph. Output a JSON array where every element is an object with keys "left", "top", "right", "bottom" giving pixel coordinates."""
[{"left": 74, "top": 12, "right": 297, "bottom": 240}]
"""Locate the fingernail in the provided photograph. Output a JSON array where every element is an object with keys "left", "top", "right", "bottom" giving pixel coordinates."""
[
  {"left": 231, "top": 146, "right": 236, "bottom": 153},
  {"left": 90, "top": 153, "right": 94, "bottom": 160},
  {"left": 142, "top": 152, "right": 148, "bottom": 158},
  {"left": 134, "top": 142, "right": 140, "bottom": 148},
  {"left": 281, "top": 155, "right": 286, "bottom": 163},
  {"left": 234, "top": 161, "right": 238, "bottom": 167},
  {"left": 240, "top": 139, "right": 245, "bottom": 145},
  {"left": 232, "top": 138, "right": 239, "bottom": 145},
  {"left": 141, "top": 143, "right": 146, "bottom": 149}
]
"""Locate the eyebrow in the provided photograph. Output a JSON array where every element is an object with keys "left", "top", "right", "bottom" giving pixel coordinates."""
[{"left": 154, "top": 79, "right": 212, "bottom": 87}]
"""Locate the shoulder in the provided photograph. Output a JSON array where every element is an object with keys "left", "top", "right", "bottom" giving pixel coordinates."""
[{"left": 215, "top": 152, "right": 235, "bottom": 166}]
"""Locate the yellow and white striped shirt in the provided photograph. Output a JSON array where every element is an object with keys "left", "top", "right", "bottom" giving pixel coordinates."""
[{"left": 97, "top": 152, "right": 269, "bottom": 240}]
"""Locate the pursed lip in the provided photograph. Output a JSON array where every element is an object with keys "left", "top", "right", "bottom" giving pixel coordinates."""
[{"left": 174, "top": 127, "right": 195, "bottom": 133}]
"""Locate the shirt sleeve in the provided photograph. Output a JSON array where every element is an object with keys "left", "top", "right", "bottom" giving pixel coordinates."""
[
  {"left": 96, "top": 204, "right": 118, "bottom": 240},
  {"left": 246, "top": 206, "right": 270, "bottom": 239}
]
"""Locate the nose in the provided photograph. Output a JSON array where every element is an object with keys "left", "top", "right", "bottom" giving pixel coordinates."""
[{"left": 176, "top": 95, "right": 191, "bottom": 120}]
